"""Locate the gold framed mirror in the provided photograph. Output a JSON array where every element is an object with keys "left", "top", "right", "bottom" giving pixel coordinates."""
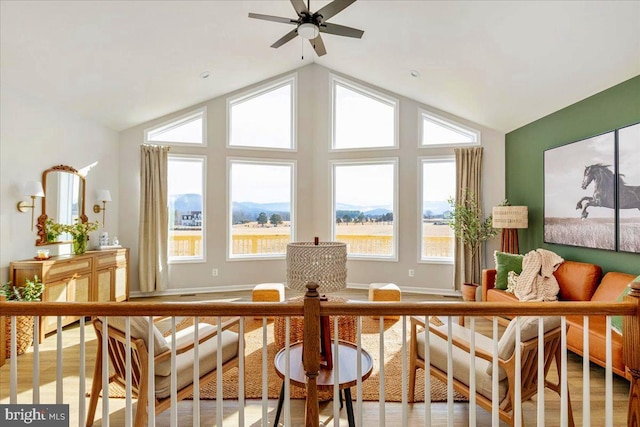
[{"left": 36, "top": 165, "right": 87, "bottom": 246}]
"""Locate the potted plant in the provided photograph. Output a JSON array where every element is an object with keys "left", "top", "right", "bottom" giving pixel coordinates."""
[
  {"left": 448, "top": 191, "right": 498, "bottom": 300},
  {"left": 1, "top": 276, "right": 45, "bottom": 356}
]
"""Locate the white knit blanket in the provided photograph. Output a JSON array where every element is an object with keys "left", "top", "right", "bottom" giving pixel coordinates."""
[{"left": 514, "top": 249, "right": 564, "bottom": 302}]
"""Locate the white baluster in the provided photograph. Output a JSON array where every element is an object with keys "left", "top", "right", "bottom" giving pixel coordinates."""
[
  {"left": 605, "top": 316, "right": 613, "bottom": 427},
  {"left": 102, "top": 317, "right": 110, "bottom": 427},
  {"left": 10, "top": 315, "right": 17, "bottom": 404},
  {"left": 57, "top": 316, "right": 63, "bottom": 403},
  {"left": 170, "top": 317, "right": 177, "bottom": 427},
  {"left": 583, "top": 316, "right": 590, "bottom": 427},
  {"left": 515, "top": 317, "right": 521, "bottom": 426},
  {"left": 446, "top": 316, "right": 453, "bottom": 427},
  {"left": 424, "top": 315, "right": 430, "bottom": 427},
  {"left": 125, "top": 317, "right": 132, "bottom": 427},
  {"left": 469, "top": 316, "right": 476, "bottom": 427},
  {"left": 33, "top": 316, "right": 40, "bottom": 404},
  {"left": 78, "top": 316, "right": 84, "bottom": 427},
  {"left": 262, "top": 317, "right": 268, "bottom": 427},
  {"left": 492, "top": 317, "right": 499, "bottom": 426},
  {"left": 561, "top": 316, "right": 568, "bottom": 426},
  {"left": 284, "top": 317, "right": 290, "bottom": 427},
  {"left": 193, "top": 317, "right": 200, "bottom": 427},
  {"left": 209, "top": 316, "right": 220, "bottom": 427},
  {"left": 334, "top": 316, "right": 340, "bottom": 426},
  {"left": 356, "top": 315, "right": 363, "bottom": 427},
  {"left": 537, "top": 317, "right": 544, "bottom": 427},
  {"left": 378, "top": 316, "right": 385, "bottom": 427},
  {"left": 238, "top": 317, "right": 245, "bottom": 427},
  {"left": 148, "top": 316, "right": 156, "bottom": 427},
  {"left": 402, "top": 315, "right": 408, "bottom": 427}
]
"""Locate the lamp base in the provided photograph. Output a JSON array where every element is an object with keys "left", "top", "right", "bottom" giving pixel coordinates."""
[
  {"left": 500, "top": 228, "right": 520, "bottom": 254},
  {"left": 319, "top": 314, "right": 333, "bottom": 370}
]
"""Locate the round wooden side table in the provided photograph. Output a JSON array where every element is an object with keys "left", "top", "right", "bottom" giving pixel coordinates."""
[{"left": 273, "top": 340, "right": 373, "bottom": 427}]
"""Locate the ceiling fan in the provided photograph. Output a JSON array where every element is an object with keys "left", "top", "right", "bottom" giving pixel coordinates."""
[{"left": 249, "top": 0, "right": 364, "bottom": 57}]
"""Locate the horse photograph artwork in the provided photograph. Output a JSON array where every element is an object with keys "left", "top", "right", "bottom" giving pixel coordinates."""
[
  {"left": 544, "top": 131, "right": 616, "bottom": 250},
  {"left": 618, "top": 122, "right": 640, "bottom": 253}
]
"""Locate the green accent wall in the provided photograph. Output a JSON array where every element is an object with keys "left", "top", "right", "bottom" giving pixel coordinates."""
[{"left": 505, "top": 75, "right": 640, "bottom": 275}]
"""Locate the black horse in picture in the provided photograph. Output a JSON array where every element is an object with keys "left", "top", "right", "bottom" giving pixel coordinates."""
[{"left": 576, "top": 164, "right": 640, "bottom": 219}]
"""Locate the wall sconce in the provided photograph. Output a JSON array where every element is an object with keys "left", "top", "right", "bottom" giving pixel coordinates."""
[
  {"left": 93, "top": 189, "right": 112, "bottom": 226},
  {"left": 492, "top": 205, "right": 528, "bottom": 254},
  {"left": 16, "top": 181, "right": 45, "bottom": 230}
]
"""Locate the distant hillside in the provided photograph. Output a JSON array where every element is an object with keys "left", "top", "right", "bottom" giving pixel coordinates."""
[
  {"left": 232, "top": 201, "right": 290, "bottom": 224},
  {"left": 423, "top": 200, "right": 452, "bottom": 217},
  {"left": 170, "top": 194, "right": 202, "bottom": 212}
]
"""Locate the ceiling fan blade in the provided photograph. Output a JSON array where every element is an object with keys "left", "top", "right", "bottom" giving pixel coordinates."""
[
  {"left": 319, "top": 22, "right": 364, "bottom": 38},
  {"left": 315, "top": 0, "right": 357, "bottom": 21},
  {"left": 290, "top": 0, "right": 309, "bottom": 16},
  {"left": 309, "top": 34, "right": 327, "bottom": 56},
  {"left": 248, "top": 13, "right": 296, "bottom": 25},
  {"left": 271, "top": 29, "right": 299, "bottom": 48}
]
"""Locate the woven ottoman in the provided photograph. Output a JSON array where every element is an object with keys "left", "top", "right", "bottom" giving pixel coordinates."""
[
  {"left": 368, "top": 283, "right": 401, "bottom": 320},
  {"left": 252, "top": 283, "right": 285, "bottom": 319}
]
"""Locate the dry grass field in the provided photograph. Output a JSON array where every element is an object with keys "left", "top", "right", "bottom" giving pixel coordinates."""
[
  {"left": 231, "top": 222, "right": 453, "bottom": 237},
  {"left": 544, "top": 217, "right": 615, "bottom": 250}
]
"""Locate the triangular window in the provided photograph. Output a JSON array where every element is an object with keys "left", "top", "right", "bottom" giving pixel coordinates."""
[
  {"left": 420, "top": 110, "right": 480, "bottom": 147},
  {"left": 228, "top": 76, "right": 295, "bottom": 150},
  {"left": 145, "top": 107, "right": 206, "bottom": 145}
]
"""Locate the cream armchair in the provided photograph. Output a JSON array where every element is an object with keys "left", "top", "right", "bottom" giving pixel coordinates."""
[
  {"left": 409, "top": 316, "right": 574, "bottom": 427},
  {"left": 87, "top": 316, "right": 242, "bottom": 427}
]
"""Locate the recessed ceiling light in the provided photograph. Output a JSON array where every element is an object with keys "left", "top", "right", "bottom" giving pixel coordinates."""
[
  {"left": 410, "top": 70, "right": 420, "bottom": 78},
  {"left": 200, "top": 71, "right": 210, "bottom": 79}
]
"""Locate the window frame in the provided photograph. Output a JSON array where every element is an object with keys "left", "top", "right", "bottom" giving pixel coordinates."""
[
  {"left": 226, "top": 157, "right": 297, "bottom": 261},
  {"left": 330, "top": 74, "right": 399, "bottom": 152},
  {"left": 330, "top": 158, "right": 399, "bottom": 261},
  {"left": 418, "top": 108, "right": 481, "bottom": 148},
  {"left": 226, "top": 74, "right": 297, "bottom": 152},
  {"left": 418, "top": 155, "right": 455, "bottom": 264},
  {"left": 167, "top": 153, "right": 207, "bottom": 264},
  {"left": 144, "top": 106, "right": 207, "bottom": 147}
]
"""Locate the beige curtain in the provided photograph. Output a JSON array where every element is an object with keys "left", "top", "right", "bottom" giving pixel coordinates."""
[
  {"left": 454, "top": 147, "right": 484, "bottom": 288},
  {"left": 138, "top": 144, "right": 170, "bottom": 292}
]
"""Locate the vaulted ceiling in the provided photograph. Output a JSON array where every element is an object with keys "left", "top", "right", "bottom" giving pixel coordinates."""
[{"left": 1, "top": 1, "right": 639, "bottom": 133}]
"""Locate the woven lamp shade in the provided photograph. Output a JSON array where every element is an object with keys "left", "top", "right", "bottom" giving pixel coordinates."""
[
  {"left": 286, "top": 242, "right": 347, "bottom": 293},
  {"left": 492, "top": 206, "right": 528, "bottom": 229}
]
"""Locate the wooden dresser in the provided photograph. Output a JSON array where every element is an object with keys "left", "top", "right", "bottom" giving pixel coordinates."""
[{"left": 9, "top": 248, "right": 129, "bottom": 342}]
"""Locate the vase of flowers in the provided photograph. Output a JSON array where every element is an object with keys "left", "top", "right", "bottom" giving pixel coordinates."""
[
  {"left": 44, "top": 218, "right": 64, "bottom": 243},
  {"left": 59, "top": 218, "right": 100, "bottom": 255}
]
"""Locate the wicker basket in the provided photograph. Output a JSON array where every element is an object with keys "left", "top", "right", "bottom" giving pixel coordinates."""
[{"left": 4, "top": 315, "right": 34, "bottom": 357}]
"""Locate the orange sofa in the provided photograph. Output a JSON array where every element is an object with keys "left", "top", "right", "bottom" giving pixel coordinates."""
[{"left": 482, "top": 260, "right": 635, "bottom": 379}]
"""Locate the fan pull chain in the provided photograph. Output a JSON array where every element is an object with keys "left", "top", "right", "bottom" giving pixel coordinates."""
[{"left": 301, "top": 37, "right": 304, "bottom": 60}]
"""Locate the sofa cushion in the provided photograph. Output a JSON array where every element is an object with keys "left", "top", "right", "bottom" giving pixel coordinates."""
[
  {"left": 488, "top": 315, "right": 561, "bottom": 379},
  {"left": 486, "top": 288, "right": 519, "bottom": 303},
  {"left": 155, "top": 328, "right": 239, "bottom": 399},
  {"left": 494, "top": 251, "right": 524, "bottom": 290},
  {"left": 417, "top": 323, "right": 508, "bottom": 402},
  {"left": 554, "top": 261, "right": 602, "bottom": 301},
  {"left": 566, "top": 315, "right": 625, "bottom": 377}
]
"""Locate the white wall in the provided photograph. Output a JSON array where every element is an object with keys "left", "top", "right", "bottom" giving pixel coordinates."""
[
  {"left": 0, "top": 86, "right": 120, "bottom": 281},
  {"left": 119, "top": 64, "right": 505, "bottom": 295}
]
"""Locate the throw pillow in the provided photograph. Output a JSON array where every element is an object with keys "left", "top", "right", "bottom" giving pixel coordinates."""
[
  {"left": 494, "top": 251, "right": 524, "bottom": 290},
  {"left": 611, "top": 274, "right": 639, "bottom": 334},
  {"left": 486, "top": 315, "right": 561, "bottom": 380}
]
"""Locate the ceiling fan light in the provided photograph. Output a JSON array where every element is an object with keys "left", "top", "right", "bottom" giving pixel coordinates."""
[{"left": 298, "top": 22, "right": 319, "bottom": 40}]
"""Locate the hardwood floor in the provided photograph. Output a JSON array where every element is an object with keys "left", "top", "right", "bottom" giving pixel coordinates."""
[{"left": 0, "top": 288, "right": 630, "bottom": 426}]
